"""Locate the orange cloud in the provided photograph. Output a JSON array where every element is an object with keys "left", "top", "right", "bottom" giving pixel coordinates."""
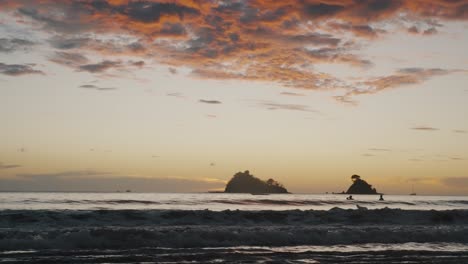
[
  {"left": 1, "top": 0, "right": 467, "bottom": 99},
  {"left": 336, "top": 68, "right": 466, "bottom": 103}
]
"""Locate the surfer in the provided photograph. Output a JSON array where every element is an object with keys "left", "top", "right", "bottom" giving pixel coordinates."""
[
  {"left": 346, "top": 195, "right": 353, "bottom": 200},
  {"left": 379, "top": 194, "right": 384, "bottom": 201}
]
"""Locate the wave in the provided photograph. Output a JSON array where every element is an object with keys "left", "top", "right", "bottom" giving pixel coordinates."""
[
  {"left": 1, "top": 208, "right": 468, "bottom": 250},
  {"left": 2, "top": 244, "right": 468, "bottom": 264},
  {"left": 20, "top": 198, "right": 468, "bottom": 206},
  {"left": 1, "top": 225, "right": 468, "bottom": 250},
  {"left": 26, "top": 199, "right": 163, "bottom": 205},
  {"left": 1, "top": 208, "right": 468, "bottom": 227},
  {"left": 15, "top": 198, "right": 423, "bottom": 206}
]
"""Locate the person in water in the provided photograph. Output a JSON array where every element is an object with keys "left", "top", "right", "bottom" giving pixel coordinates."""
[
  {"left": 379, "top": 194, "right": 384, "bottom": 201},
  {"left": 346, "top": 195, "right": 353, "bottom": 200}
]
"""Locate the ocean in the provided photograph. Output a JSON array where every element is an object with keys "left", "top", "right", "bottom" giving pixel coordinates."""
[{"left": 1, "top": 192, "right": 467, "bottom": 263}]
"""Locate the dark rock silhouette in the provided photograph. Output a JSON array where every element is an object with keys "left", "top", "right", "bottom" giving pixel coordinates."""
[
  {"left": 224, "top": 170, "right": 288, "bottom": 193},
  {"left": 346, "top": 175, "right": 378, "bottom": 194}
]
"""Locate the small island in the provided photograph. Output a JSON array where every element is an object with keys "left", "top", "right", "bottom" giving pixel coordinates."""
[
  {"left": 345, "top": 174, "right": 379, "bottom": 194},
  {"left": 224, "top": 170, "right": 289, "bottom": 194}
]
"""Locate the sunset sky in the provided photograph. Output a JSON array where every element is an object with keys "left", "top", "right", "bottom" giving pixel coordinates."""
[{"left": 1, "top": 0, "right": 467, "bottom": 194}]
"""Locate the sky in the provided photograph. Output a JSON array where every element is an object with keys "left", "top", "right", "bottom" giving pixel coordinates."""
[{"left": 1, "top": 0, "right": 467, "bottom": 195}]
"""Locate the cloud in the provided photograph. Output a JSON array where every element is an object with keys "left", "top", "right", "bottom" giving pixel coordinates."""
[
  {"left": 333, "top": 95, "right": 358, "bottom": 105},
  {"left": 49, "top": 51, "right": 89, "bottom": 67},
  {"left": 411, "top": 126, "right": 439, "bottom": 131},
  {"left": 131, "top": 60, "right": 145, "bottom": 68},
  {"left": 49, "top": 35, "right": 149, "bottom": 57},
  {"left": 0, "top": 63, "right": 44, "bottom": 76},
  {"left": 17, "top": 6, "right": 96, "bottom": 33},
  {"left": 368, "top": 148, "right": 392, "bottom": 152},
  {"left": 406, "top": 177, "right": 436, "bottom": 184},
  {"left": 49, "top": 53, "right": 145, "bottom": 75},
  {"left": 0, "top": 162, "right": 21, "bottom": 170},
  {"left": 167, "top": 92, "right": 184, "bottom": 98},
  {"left": 160, "top": 22, "right": 187, "bottom": 36},
  {"left": 453, "top": 130, "right": 467, "bottom": 134},
  {"left": 49, "top": 36, "right": 90, "bottom": 50},
  {"left": 441, "top": 177, "right": 468, "bottom": 189},
  {"left": 423, "top": 27, "right": 438, "bottom": 35},
  {"left": 16, "top": 170, "right": 111, "bottom": 179},
  {"left": 0, "top": 38, "right": 35, "bottom": 53},
  {"left": 0, "top": 170, "right": 225, "bottom": 192},
  {"left": 280, "top": 92, "right": 306, "bottom": 96},
  {"left": 199, "top": 99, "right": 222, "bottom": 104},
  {"left": 336, "top": 68, "right": 463, "bottom": 103},
  {"left": 408, "top": 26, "right": 420, "bottom": 34},
  {"left": 304, "top": 47, "right": 373, "bottom": 68},
  {"left": 328, "top": 22, "right": 385, "bottom": 38},
  {"left": 1, "top": 0, "right": 467, "bottom": 97},
  {"left": 79, "top": 60, "right": 122, "bottom": 73},
  {"left": 259, "top": 101, "right": 319, "bottom": 113},
  {"left": 369, "top": 68, "right": 453, "bottom": 89},
  {"left": 79, "top": 84, "right": 117, "bottom": 91},
  {"left": 119, "top": 2, "right": 200, "bottom": 23},
  {"left": 303, "top": 3, "right": 345, "bottom": 18},
  {"left": 168, "top": 67, "right": 177, "bottom": 74}
]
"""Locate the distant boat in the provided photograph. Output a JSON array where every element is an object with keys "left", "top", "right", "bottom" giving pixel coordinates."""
[{"left": 410, "top": 185, "right": 416, "bottom": 196}]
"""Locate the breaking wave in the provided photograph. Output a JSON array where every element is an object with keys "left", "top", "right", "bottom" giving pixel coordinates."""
[
  {"left": 2, "top": 226, "right": 468, "bottom": 250},
  {"left": 2, "top": 208, "right": 468, "bottom": 227},
  {"left": 1, "top": 208, "right": 468, "bottom": 250}
]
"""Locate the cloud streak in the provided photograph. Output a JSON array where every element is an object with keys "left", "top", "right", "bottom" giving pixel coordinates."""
[
  {"left": 0, "top": 63, "right": 44, "bottom": 76},
  {"left": 79, "top": 60, "right": 122, "bottom": 73},
  {"left": 0, "top": 170, "right": 225, "bottom": 192},
  {"left": 259, "top": 101, "right": 319, "bottom": 113},
  {"left": 337, "top": 68, "right": 465, "bottom": 103},
  {"left": 441, "top": 177, "right": 468, "bottom": 189},
  {"left": 0, "top": 38, "right": 35, "bottom": 53},
  {"left": 0, "top": 162, "right": 21, "bottom": 170},
  {"left": 368, "top": 148, "right": 392, "bottom": 152},
  {"left": 79, "top": 84, "right": 117, "bottom": 91},
  {"left": 49, "top": 51, "right": 89, "bottom": 67},
  {"left": 199, "top": 99, "right": 222, "bottom": 104},
  {"left": 411, "top": 126, "right": 439, "bottom": 131},
  {"left": 280, "top": 92, "right": 306, "bottom": 96}
]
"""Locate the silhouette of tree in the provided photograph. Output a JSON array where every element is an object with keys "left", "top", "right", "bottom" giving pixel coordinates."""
[{"left": 351, "top": 175, "right": 361, "bottom": 182}]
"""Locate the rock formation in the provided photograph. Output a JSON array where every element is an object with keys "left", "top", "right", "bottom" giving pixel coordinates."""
[
  {"left": 346, "top": 175, "right": 378, "bottom": 194},
  {"left": 224, "top": 170, "right": 288, "bottom": 193}
]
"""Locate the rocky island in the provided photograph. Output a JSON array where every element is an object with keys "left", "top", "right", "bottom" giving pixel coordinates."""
[
  {"left": 224, "top": 170, "right": 289, "bottom": 194},
  {"left": 345, "top": 174, "right": 379, "bottom": 194}
]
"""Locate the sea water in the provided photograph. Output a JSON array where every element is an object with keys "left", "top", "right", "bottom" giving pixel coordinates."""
[{"left": 1, "top": 192, "right": 467, "bottom": 263}]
